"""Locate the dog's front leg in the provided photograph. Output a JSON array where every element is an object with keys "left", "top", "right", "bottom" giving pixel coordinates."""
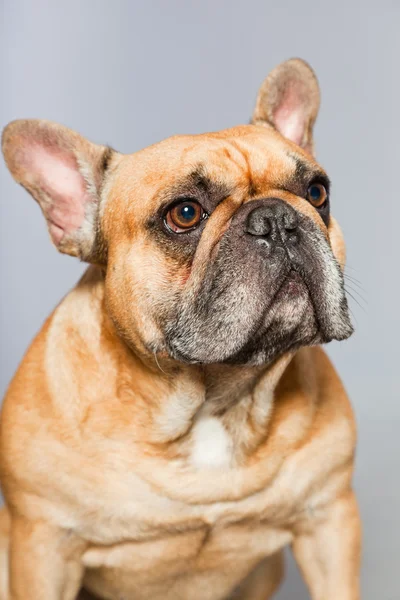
[
  {"left": 292, "top": 489, "right": 361, "bottom": 600},
  {"left": 9, "top": 516, "right": 85, "bottom": 600}
]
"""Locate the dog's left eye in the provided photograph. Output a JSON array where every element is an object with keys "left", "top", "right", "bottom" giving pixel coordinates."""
[
  {"left": 165, "top": 200, "right": 207, "bottom": 233},
  {"left": 306, "top": 183, "right": 328, "bottom": 208}
]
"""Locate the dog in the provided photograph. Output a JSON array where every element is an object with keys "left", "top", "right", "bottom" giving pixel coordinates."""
[{"left": 0, "top": 58, "right": 360, "bottom": 600}]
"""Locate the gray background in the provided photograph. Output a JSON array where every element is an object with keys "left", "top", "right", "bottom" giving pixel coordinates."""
[{"left": 1, "top": 1, "right": 399, "bottom": 598}]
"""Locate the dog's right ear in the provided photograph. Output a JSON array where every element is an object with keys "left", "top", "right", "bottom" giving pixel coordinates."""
[{"left": 2, "top": 119, "right": 118, "bottom": 262}]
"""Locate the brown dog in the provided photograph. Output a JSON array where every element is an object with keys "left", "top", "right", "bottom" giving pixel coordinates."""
[{"left": 0, "top": 58, "right": 360, "bottom": 600}]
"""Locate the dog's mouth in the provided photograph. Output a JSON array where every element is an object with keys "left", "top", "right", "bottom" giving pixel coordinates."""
[{"left": 164, "top": 268, "right": 352, "bottom": 367}]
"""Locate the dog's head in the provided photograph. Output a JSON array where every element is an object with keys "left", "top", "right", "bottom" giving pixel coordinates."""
[{"left": 2, "top": 59, "right": 353, "bottom": 366}]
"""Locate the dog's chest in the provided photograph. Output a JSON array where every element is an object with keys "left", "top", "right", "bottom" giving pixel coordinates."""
[
  {"left": 77, "top": 455, "right": 317, "bottom": 600},
  {"left": 81, "top": 491, "right": 294, "bottom": 600}
]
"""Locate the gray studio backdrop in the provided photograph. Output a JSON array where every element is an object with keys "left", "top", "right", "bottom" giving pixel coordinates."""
[{"left": 1, "top": 1, "right": 399, "bottom": 598}]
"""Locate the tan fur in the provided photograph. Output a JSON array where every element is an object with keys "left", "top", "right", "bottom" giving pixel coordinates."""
[{"left": 0, "top": 59, "right": 360, "bottom": 600}]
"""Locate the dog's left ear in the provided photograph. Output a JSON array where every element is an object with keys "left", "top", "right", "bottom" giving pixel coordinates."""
[{"left": 252, "top": 58, "right": 320, "bottom": 155}]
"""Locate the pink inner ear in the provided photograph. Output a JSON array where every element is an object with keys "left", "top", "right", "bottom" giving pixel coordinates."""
[
  {"left": 273, "top": 84, "right": 306, "bottom": 147},
  {"left": 27, "top": 144, "right": 93, "bottom": 245}
]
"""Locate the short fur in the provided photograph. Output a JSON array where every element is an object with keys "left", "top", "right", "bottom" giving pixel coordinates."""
[{"left": 0, "top": 59, "right": 360, "bottom": 600}]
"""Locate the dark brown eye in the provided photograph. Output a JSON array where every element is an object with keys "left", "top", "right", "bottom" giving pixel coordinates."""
[
  {"left": 166, "top": 200, "right": 206, "bottom": 232},
  {"left": 306, "top": 183, "right": 328, "bottom": 208}
]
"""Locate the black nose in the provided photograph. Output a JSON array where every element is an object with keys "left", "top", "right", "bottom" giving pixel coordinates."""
[{"left": 245, "top": 198, "right": 299, "bottom": 246}]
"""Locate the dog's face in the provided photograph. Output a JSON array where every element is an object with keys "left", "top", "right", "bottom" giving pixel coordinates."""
[{"left": 2, "top": 59, "right": 353, "bottom": 366}]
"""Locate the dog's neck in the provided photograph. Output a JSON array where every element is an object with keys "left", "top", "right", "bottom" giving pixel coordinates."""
[
  {"left": 203, "top": 358, "right": 293, "bottom": 464},
  {"left": 74, "top": 267, "right": 293, "bottom": 467},
  {"left": 121, "top": 354, "right": 293, "bottom": 471},
  {"left": 116, "top": 336, "right": 292, "bottom": 469}
]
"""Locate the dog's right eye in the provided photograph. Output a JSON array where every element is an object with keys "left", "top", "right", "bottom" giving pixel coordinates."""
[{"left": 165, "top": 200, "right": 207, "bottom": 233}]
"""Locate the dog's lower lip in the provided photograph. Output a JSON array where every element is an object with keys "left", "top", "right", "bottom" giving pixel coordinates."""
[{"left": 285, "top": 272, "right": 305, "bottom": 294}]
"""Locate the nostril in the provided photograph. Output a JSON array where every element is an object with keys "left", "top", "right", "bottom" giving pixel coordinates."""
[
  {"left": 283, "top": 212, "right": 298, "bottom": 231},
  {"left": 246, "top": 213, "right": 272, "bottom": 237}
]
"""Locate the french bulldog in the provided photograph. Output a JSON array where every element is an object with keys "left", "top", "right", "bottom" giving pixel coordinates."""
[{"left": 0, "top": 58, "right": 360, "bottom": 600}]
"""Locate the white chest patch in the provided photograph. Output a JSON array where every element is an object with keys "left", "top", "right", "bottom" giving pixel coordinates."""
[{"left": 190, "top": 416, "right": 232, "bottom": 469}]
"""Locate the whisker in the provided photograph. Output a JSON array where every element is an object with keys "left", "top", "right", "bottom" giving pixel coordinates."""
[
  {"left": 348, "top": 305, "right": 359, "bottom": 326},
  {"left": 344, "top": 273, "right": 365, "bottom": 291},
  {"left": 345, "top": 288, "right": 367, "bottom": 313},
  {"left": 345, "top": 265, "right": 361, "bottom": 273},
  {"left": 344, "top": 273, "right": 365, "bottom": 289},
  {"left": 154, "top": 351, "right": 168, "bottom": 375},
  {"left": 344, "top": 283, "right": 368, "bottom": 305}
]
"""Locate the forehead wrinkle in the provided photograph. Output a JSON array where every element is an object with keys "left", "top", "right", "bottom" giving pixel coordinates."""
[
  {"left": 227, "top": 133, "right": 305, "bottom": 198},
  {"left": 162, "top": 138, "right": 255, "bottom": 207},
  {"left": 225, "top": 139, "right": 259, "bottom": 198}
]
